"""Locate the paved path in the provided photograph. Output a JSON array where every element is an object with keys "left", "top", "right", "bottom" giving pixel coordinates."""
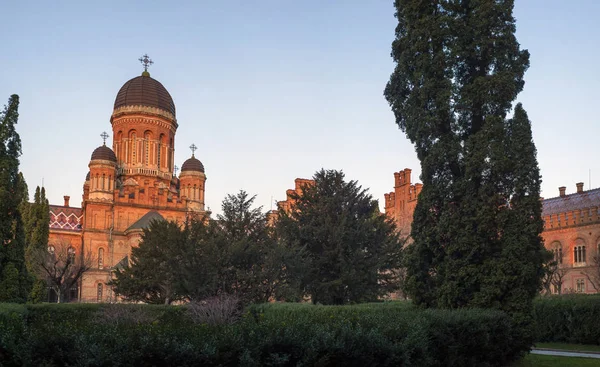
[{"left": 531, "top": 348, "right": 600, "bottom": 359}]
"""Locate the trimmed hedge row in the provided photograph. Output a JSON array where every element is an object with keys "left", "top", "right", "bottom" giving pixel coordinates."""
[
  {"left": 533, "top": 294, "right": 600, "bottom": 345},
  {"left": 0, "top": 302, "right": 523, "bottom": 366}
]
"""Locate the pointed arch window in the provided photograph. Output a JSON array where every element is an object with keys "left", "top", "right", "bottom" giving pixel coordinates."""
[{"left": 97, "top": 283, "right": 103, "bottom": 303}]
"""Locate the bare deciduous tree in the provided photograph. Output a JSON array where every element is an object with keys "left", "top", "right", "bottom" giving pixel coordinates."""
[
  {"left": 583, "top": 254, "right": 600, "bottom": 292},
  {"left": 31, "top": 241, "right": 93, "bottom": 303},
  {"left": 541, "top": 260, "right": 567, "bottom": 295}
]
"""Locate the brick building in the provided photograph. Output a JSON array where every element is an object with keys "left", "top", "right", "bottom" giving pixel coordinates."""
[
  {"left": 383, "top": 169, "right": 422, "bottom": 236},
  {"left": 541, "top": 184, "right": 600, "bottom": 293},
  {"left": 48, "top": 64, "right": 207, "bottom": 302}
]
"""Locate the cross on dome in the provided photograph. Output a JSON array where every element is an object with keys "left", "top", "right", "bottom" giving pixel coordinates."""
[
  {"left": 100, "top": 131, "right": 109, "bottom": 145},
  {"left": 189, "top": 143, "right": 197, "bottom": 157},
  {"left": 139, "top": 54, "right": 153, "bottom": 72},
  {"left": 174, "top": 165, "right": 179, "bottom": 175}
]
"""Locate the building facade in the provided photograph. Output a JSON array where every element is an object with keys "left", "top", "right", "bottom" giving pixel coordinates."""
[
  {"left": 541, "top": 184, "right": 600, "bottom": 294},
  {"left": 48, "top": 66, "right": 207, "bottom": 302}
]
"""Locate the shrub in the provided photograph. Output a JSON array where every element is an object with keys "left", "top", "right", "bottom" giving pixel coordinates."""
[
  {"left": 533, "top": 294, "right": 600, "bottom": 344},
  {"left": 0, "top": 304, "right": 28, "bottom": 366},
  {"left": 0, "top": 301, "right": 521, "bottom": 366},
  {"left": 187, "top": 294, "right": 242, "bottom": 326}
]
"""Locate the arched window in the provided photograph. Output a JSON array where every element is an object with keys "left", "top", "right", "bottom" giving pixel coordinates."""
[
  {"left": 98, "top": 248, "right": 104, "bottom": 269},
  {"left": 68, "top": 247, "right": 76, "bottom": 261},
  {"left": 551, "top": 242, "right": 562, "bottom": 264},
  {"left": 97, "top": 283, "right": 103, "bottom": 303},
  {"left": 102, "top": 174, "right": 105, "bottom": 190},
  {"left": 131, "top": 132, "right": 137, "bottom": 164},
  {"left": 144, "top": 132, "right": 151, "bottom": 165},
  {"left": 574, "top": 241, "right": 586, "bottom": 264}
]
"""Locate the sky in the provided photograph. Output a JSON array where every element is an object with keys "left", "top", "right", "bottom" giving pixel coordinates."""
[{"left": 1, "top": 0, "right": 599, "bottom": 215}]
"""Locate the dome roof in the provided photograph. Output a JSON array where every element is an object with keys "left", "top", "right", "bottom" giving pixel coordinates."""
[
  {"left": 181, "top": 156, "right": 204, "bottom": 173},
  {"left": 91, "top": 145, "right": 117, "bottom": 162},
  {"left": 114, "top": 74, "right": 176, "bottom": 116}
]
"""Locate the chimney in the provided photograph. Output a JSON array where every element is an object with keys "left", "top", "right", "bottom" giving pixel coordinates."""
[
  {"left": 559, "top": 186, "right": 566, "bottom": 197},
  {"left": 576, "top": 182, "right": 584, "bottom": 194},
  {"left": 63, "top": 195, "right": 70, "bottom": 207}
]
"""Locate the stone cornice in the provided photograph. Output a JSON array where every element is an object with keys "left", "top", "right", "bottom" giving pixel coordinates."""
[
  {"left": 111, "top": 105, "right": 177, "bottom": 126},
  {"left": 179, "top": 171, "right": 207, "bottom": 180},
  {"left": 88, "top": 160, "right": 117, "bottom": 168},
  {"left": 111, "top": 115, "right": 178, "bottom": 134}
]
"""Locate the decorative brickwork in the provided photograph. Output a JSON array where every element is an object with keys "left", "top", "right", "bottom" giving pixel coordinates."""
[
  {"left": 48, "top": 70, "right": 207, "bottom": 303},
  {"left": 49, "top": 205, "right": 83, "bottom": 231}
]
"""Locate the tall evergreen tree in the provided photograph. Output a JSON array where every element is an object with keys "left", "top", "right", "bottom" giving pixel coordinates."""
[
  {"left": 384, "top": 0, "right": 545, "bottom": 341},
  {"left": 23, "top": 185, "right": 51, "bottom": 302},
  {"left": 24, "top": 186, "right": 50, "bottom": 269},
  {"left": 277, "top": 169, "right": 403, "bottom": 305},
  {"left": 0, "top": 95, "right": 29, "bottom": 302},
  {"left": 211, "top": 190, "right": 294, "bottom": 304}
]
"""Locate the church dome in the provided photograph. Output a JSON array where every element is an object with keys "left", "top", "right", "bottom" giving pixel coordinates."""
[
  {"left": 181, "top": 156, "right": 204, "bottom": 173},
  {"left": 114, "top": 73, "right": 176, "bottom": 116},
  {"left": 91, "top": 145, "right": 117, "bottom": 162}
]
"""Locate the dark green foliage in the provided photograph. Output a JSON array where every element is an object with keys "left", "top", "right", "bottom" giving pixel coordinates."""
[
  {"left": 208, "top": 190, "right": 294, "bottom": 303},
  {"left": 0, "top": 95, "right": 29, "bottom": 303},
  {"left": 112, "top": 191, "right": 291, "bottom": 304},
  {"left": 0, "top": 302, "right": 521, "bottom": 366},
  {"left": 21, "top": 185, "right": 50, "bottom": 303},
  {"left": 384, "top": 0, "right": 545, "bottom": 339},
  {"left": 276, "top": 169, "right": 403, "bottom": 305},
  {"left": 23, "top": 186, "right": 50, "bottom": 268},
  {"left": 111, "top": 219, "right": 197, "bottom": 304},
  {"left": 533, "top": 295, "right": 600, "bottom": 345}
]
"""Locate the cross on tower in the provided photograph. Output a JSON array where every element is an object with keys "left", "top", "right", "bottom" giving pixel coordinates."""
[
  {"left": 100, "top": 131, "right": 109, "bottom": 145},
  {"left": 139, "top": 54, "right": 153, "bottom": 72},
  {"left": 189, "top": 144, "right": 197, "bottom": 157},
  {"left": 173, "top": 165, "right": 179, "bottom": 176}
]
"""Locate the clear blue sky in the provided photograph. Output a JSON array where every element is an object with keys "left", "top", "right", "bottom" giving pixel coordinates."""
[{"left": 1, "top": 1, "right": 599, "bottom": 214}]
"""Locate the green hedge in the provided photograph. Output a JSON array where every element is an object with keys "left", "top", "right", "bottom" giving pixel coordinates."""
[
  {"left": 0, "top": 302, "right": 523, "bottom": 366},
  {"left": 533, "top": 294, "right": 600, "bottom": 345}
]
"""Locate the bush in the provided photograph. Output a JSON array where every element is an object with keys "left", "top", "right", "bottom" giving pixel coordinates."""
[
  {"left": 0, "top": 301, "right": 522, "bottom": 366},
  {"left": 187, "top": 294, "right": 242, "bottom": 326},
  {"left": 0, "top": 304, "right": 28, "bottom": 366},
  {"left": 533, "top": 294, "right": 600, "bottom": 344}
]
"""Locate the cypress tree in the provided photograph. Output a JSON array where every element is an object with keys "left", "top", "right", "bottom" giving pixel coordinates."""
[
  {"left": 24, "top": 185, "right": 51, "bottom": 302},
  {"left": 384, "top": 0, "right": 546, "bottom": 345},
  {"left": 25, "top": 186, "right": 50, "bottom": 268},
  {"left": 0, "top": 95, "right": 29, "bottom": 302}
]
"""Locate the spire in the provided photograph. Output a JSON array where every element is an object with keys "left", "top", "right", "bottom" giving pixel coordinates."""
[{"left": 139, "top": 54, "right": 153, "bottom": 77}]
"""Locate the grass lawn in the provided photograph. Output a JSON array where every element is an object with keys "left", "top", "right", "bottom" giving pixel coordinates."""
[
  {"left": 534, "top": 342, "right": 600, "bottom": 353},
  {"left": 514, "top": 354, "right": 600, "bottom": 366}
]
